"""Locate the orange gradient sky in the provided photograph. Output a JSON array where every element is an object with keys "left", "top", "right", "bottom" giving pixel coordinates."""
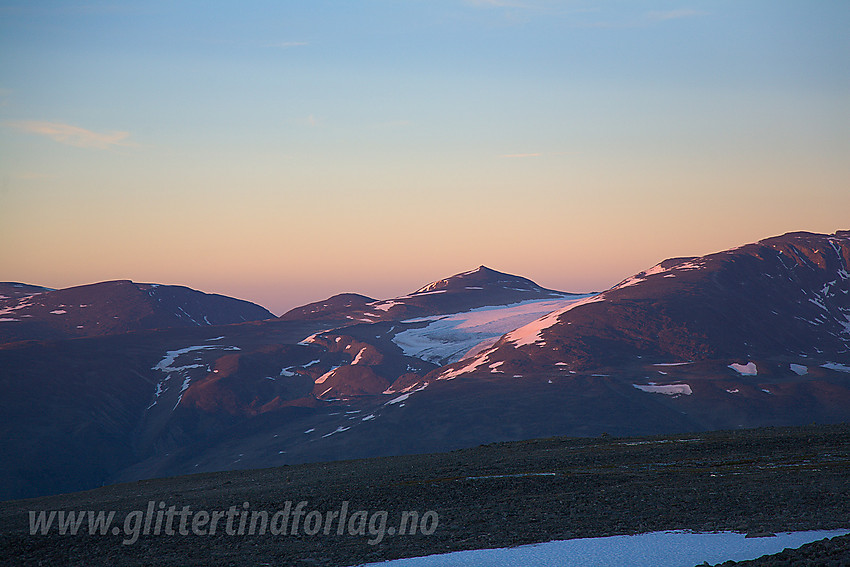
[{"left": 2, "top": 1, "right": 848, "bottom": 314}]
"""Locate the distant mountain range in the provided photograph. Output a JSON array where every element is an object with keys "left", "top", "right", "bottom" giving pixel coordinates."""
[
  {"left": 2, "top": 230, "right": 849, "bottom": 500},
  {"left": 0, "top": 280, "right": 275, "bottom": 343}
]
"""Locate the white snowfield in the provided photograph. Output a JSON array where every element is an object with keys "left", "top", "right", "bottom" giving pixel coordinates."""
[
  {"left": 391, "top": 296, "right": 593, "bottom": 365},
  {"left": 359, "top": 530, "right": 850, "bottom": 567}
]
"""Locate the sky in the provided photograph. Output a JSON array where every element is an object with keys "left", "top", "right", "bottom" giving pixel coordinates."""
[{"left": 1, "top": 1, "right": 848, "bottom": 315}]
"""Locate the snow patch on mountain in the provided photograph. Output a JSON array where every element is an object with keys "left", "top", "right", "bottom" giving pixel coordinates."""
[
  {"left": 315, "top": 365, "right": 343, "bottom": 385},
  {"left": 0, "top": 298, "right": 36, "bottom": 316},
  {"left": 384, "top": 381, "right": 431, "bottom": 396},
  {"left": 504, "top": 294, "right": 602, "bottom": 348},
  {"left": 728, "top": 362, "right": 758, "bottom": 376},
  {"left": 383, "top": 383, "right": 430, "bottom": 405},
  {"left": 633, "top": 383, "right": 692, "bottom": 396},
  {"left": 612, "top": 260, "right": 704, "bottom": 290},
  {"left": 351, "top": 347, "right": 368, "bottom": 365},
  {"left": 438, "top": 353, "right": 493, "bottom": 380},
  {"left": 413, "top": 267, "right": 486, "bottom": 294},
  {"left": 643, "top": 264, "right": 670, "bottom": 277},
  {"left": 386, "top": 392, "right": 413, "bottom": 405},
  {"left": 298, "top": 332, "right": 325, "bottom": 346},
  {"left": 790, "top": 364, "right": 808, "bottom": 376},
  {"left": 408, "top": 289, "right": 447, "bottom": 297},
  {"left": 370, "top": 300, "right": 403, "bottom": 312},
  {"left": 146, "top": 381, "right": 168, "bottom": 409},
  {"left": 322, "top": 425, "right": 350, "bottom": 438},
  {"left": 152, "top": 345, "right": 240, "bottom": 372}
]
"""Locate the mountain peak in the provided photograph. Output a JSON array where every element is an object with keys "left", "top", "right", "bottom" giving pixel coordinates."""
[{"left": 411, "top": 266, "right": 555, "bottom": 295}]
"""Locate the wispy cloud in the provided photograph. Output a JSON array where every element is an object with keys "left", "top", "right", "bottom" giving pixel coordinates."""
[{"left": 5, "top": 121, "right": 134, "bottom": 149}]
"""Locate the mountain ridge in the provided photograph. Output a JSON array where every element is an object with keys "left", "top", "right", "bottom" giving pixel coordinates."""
[{"left": 2, "top": 229, "right": 850, "bottom": 500}]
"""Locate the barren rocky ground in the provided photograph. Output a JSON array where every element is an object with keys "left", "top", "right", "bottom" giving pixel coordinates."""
[{"left": 1, "top": 424, "right": 848, "bottom": 566}]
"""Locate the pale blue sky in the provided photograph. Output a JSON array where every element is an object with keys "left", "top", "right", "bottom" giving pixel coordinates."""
[{"left": 2, "top": 1, "right": 849, "bottom": 313}]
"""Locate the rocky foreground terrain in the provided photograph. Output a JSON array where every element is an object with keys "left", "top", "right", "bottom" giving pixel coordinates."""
[
  {"left": 711, "top": 533, "right": 850, "bottom": 566},
  {"left": 1, "top": 423, "right": 847, "bottom": 566}
]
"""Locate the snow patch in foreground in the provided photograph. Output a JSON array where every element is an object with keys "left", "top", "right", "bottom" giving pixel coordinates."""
[{"left": 358, "top": 530, "right": 849, "bottom": 567}]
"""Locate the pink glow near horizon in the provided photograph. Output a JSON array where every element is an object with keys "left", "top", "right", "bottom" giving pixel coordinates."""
[{"left": 7, "top": 224, "right": 846, "bottom": 316}]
